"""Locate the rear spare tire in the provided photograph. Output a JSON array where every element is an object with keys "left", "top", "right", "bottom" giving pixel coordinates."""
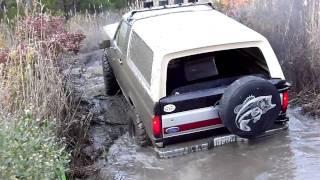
[
  {"left": 219, "top": 76, "right": 281, "bottom": 138},
  {"left": 102, "top": 50, "right": 120, "bottom": 96}
]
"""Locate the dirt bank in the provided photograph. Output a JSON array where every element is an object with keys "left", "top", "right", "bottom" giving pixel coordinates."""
[{"left": 62, "top": 49, "right": 132, "bottom": 178}]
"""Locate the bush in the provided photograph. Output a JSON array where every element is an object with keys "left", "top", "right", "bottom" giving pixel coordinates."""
[
  {"left": 0, "top": 0, "right": 130, "bottom": 19},
  {"left": 16, "top": 15, "right": 85, "bottom": 55},
  {"left": 0, "top": 14, "right": 85, "bottom": 115},
  {"left": 0, "top": 110, "right": 70, "bottom": 179},
  {"left": 0, "top": 13, "right": 86, "bottom": 178}
]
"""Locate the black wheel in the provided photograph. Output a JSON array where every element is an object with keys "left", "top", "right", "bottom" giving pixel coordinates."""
[
  {"left": 102, "top": 50, "right": 120, "bottom": 96},
  {"left": 219, "top": 76, "right": 281, "bottom": 138},
  {"left": 128, "top": 107, "right": 150, "bottom": 147}
]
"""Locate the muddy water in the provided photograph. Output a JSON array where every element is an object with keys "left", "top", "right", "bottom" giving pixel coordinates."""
[{"left": 99, "top": 108, "right": 320, "bottom": 180}]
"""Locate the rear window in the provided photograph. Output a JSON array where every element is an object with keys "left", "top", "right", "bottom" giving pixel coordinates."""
[
  {"left": 129, "top": 31, "right": 154, "bottom": 83},
  {"left": 184, "top": 56, "right": 219, "bottom": 81},
  {"left": 166, "top": 47, "right": 270, "bottom": 95}
]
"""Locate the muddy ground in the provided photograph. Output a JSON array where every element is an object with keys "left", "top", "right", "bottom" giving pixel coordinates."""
[
  {"left": 64, "top": 49, "right": 320, "bottom": 180},
  {"left": 62, "top": 49, "right": 131, "bottom": 178},
  {"left": 101, "top": 108, "right": 320, "bottom": 180}
]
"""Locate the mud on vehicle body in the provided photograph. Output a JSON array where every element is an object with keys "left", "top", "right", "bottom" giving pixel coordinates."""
[{"left": 101, "top": 2, "right": 290, "bottom": 150}]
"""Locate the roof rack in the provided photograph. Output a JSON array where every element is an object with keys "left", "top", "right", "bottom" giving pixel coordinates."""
[{"left": 129, "top": 2, "right": 215, "bottom": 20}]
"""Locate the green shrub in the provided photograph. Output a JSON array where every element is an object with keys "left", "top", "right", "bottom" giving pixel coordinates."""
[{"left": 0, "top": 110, "right": 70, "bottom": 180}]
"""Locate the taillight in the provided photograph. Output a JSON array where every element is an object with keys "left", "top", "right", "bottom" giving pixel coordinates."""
[
  {"left": 282, "top": 91, "right": 289, "bottom": 113},
  {"left": 152, "top": 115, "right": 162, "bottom": 138}
]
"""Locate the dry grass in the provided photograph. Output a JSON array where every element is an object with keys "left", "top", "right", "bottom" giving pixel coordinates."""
[
  {"left": 0, "top": 26, "right": 70, "bottom": 180},
  {"left": 0, "top": 46, "right": 66, "bottom": 120},
  {"left": 291, "top": 88, "right": 320, "bottom": 116},
  {"left": 67, "top": 11, "right": 123, "bottom": 52},
  {"left": 219, "top": 0, "right": 320, "bottom": 115},
  {"left": 0, "top": 11, "right": 87, "bottom": 178},
  {"left": 0, "top": 2, "right": 126, "bottom": 178}
]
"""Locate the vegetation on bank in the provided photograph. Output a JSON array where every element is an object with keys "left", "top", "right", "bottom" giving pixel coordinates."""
[
  {"left": 1, "top": 0, "right": 320, "bottom": 178},
  {"left": 0, "top": 0, "right": 131, "bottom": 19},
  {"left": 0, "top": 111, "right": 69, "bottom": 179},
  {"left": 0, "top": 8, "right": 85, "bottom": 178}
]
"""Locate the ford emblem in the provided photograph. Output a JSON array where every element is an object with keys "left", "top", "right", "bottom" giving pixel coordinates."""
[{"left": 165, "top": 127, "right": 180, "bottom": 134}]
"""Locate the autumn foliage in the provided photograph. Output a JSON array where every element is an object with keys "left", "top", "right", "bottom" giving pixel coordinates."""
[
  {"left": 219, "top": 0, "right": 251, "bottom": 8},
  {"left": 0, "top": 15, "right": 85, "bottom": 64}
]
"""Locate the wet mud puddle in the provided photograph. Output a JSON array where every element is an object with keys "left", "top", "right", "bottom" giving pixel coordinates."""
[{"left": 99, "top": 108, "right": 320, "bottom": 180}]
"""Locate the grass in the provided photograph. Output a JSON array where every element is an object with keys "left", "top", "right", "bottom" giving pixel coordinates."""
[
  {"left": 219, "top": 0, "right": 320, "bottom": 115},
  {"left": 0, "top": 2, "right": 127, "bottom": 179},
  {"left": 0, "top": 11, "right": 85, "bottom": 179},
  {"left": 67, "top": 10, "right": 123, "bottom": 52},
  {"left": 2, "top": 0, "right": 320, "bottom": 178}
]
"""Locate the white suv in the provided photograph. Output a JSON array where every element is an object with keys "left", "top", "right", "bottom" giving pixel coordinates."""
[{"left": 101, "top": 3, "right": 290, "bottom": 158}]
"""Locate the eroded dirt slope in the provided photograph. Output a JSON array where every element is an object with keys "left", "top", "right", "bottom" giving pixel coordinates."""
[{"left": 62, "top": 49, "right": 132, "bottom": 178}]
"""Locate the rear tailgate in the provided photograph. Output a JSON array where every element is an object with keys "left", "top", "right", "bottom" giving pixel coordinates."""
[
  {"left": 159, "top": 87, "right": 225, "bottom": 139},
  {"left": 156, "top": 79, "right": 289, "bottom": 144}
]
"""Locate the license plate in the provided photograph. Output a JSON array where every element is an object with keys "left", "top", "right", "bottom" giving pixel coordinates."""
[
  {"left": 213, "top": 135, "right": 237, "bottom": 147},
  {"left": 156, "top": 134, "right": 237, "bottom": 158}
]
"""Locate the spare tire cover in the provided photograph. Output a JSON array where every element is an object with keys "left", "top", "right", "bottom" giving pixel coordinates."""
[{"left": 219, "top": 76, "right": 281, "bottom": 138}]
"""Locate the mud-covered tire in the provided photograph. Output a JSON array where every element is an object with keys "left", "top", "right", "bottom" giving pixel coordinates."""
[
  {"left": 128, "top": 107, "right": 151, "bottom": 147},
  {"left": 219, "top": 76, "right": 281, "bottom": 138},
  {"left": 102, "top": 50, "right": 120, "bottom": 96}
]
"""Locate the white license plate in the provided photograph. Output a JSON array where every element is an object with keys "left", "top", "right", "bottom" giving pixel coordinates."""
[
  {"left": 213, "top": 135, "right": 237, "bottom": 147},
  {"left": 157, "top": 134, "right": 237, "bottom": 158}
]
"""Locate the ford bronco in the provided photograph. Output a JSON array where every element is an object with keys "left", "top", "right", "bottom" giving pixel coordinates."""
[{"left": 101, "top": 2, "right": 290, "bottom": 158}]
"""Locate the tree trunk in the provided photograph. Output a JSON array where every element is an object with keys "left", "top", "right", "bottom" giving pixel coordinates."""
[{"left": 62, "top": 0, "right": 69, "bottom": 19}]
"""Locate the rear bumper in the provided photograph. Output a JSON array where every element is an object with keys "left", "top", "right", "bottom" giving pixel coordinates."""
[
  {"left": 155, "top": 122, "right": 289, "bottom": 159},
  {"left": 153, "top": 115, "right": 289, "bottom": 146}
]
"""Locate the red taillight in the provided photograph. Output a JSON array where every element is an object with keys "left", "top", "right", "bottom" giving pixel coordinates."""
[
  {"left": 282, "top": 91, "right": 289, "bottom": 112},
  {"left": 152, "top": 115, "right": 162, "bottom": 138}
]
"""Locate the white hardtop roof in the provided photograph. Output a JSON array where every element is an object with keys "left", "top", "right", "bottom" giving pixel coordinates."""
[{"left": 129, "top": 5, "right": 267, "bottom": 55}]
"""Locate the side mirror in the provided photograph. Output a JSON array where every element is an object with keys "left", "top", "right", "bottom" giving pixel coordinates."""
[{"left": 99, "top": 40, "right": 111, "bottom": 49}]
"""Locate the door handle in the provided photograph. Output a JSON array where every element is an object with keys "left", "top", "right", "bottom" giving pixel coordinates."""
[{"left": 118, "top": 58, "right": 123, "bottom": 65}]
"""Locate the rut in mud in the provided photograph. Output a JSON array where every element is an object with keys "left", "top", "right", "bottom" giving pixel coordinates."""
[
  {"left": 64, "top": 49, "right": 320, "bottom": 180},
  {"left": 62, "top": 49, "right": 132, "bottom": 178}
]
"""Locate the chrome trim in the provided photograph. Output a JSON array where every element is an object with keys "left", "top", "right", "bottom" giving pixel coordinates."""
[
  {"left": 278, "top": 87, "right": 290, "bottom": 92},
  {"left": 163, "top": 124, "right": 224, "bottom": 138},
  {"left": 162, "top": 106, "right": 219, "bottom": 128}
]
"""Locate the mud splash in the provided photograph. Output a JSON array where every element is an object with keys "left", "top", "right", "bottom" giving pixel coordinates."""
[{"left": 97, "top": 108, "right": 320, "bottom": 180}]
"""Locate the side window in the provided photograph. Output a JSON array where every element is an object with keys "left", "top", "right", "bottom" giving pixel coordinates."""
[
  {"left": 115, "top": 21, "right": 130, "bottom": 54},
  {"left": 129, "top": 31, "right": 154, "bottom": 84}
]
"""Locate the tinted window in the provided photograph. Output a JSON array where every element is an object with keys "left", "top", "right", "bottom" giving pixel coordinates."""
[
  {"left": 129, "top": 31, "right": 154, "bottom": 83},
  {"left": 184, "top": 56, "right": 219, "bottom": 81},
  {"left": 167, "top": 47, "right": 270, "bottom": 95},
  {"left": 115, "top": 22, "right": 130, "bottom": 54}
]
